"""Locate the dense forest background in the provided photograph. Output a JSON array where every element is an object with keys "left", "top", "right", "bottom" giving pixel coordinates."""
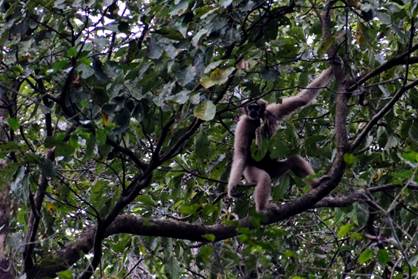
[{"left": 0, "top": 0, "right": 417, "bottom": 278}]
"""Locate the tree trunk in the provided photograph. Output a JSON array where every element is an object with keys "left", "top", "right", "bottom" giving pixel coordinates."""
[{"left": 0, "top": 87, "right": 13, "bottom": 278}]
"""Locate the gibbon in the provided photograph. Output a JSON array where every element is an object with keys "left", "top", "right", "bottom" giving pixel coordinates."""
[{"left": 227, "top": 68, "right": 333, "bottom": 212}]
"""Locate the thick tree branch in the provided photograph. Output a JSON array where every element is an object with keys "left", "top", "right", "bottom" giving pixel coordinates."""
[
  {"left": 314, "top": 191, "right": 366, "bottom": 208},
  {"left": 31, "top": 180, "right": 418, "bottom": 277}
]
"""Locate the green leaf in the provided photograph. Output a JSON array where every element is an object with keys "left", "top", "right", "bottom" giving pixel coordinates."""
[
  {"left": 261, "top": 68, "right": 279, "bottom": 81},
  {"left": 170, "top": 0, "right": 189, "bottom": 16},
  {"left": 96, "top": 128, "right": 108, "bottom": 146},
  {"left": 269, "top": 126, "right": 297, "bottom": 158},
  {"left": 78, "top": 64, "right": 94, "bottom": 79},
  {"left": 337, "top": 223, "right": 352, "bottom": 238},
  {"left": 251, "top": 136, "right": 269, "bottom": 161},
  {"left": 45, "top": 134, "right": 77, "bottom": 158},
  {"left": 7, "top": 117, "right": 19, "bottom": 131},
  {"left": 390, "top": 169, "right": 414, "bottom": 184},
  {"left": 350, "top": 232, "right": 364, "bottom": 241},
  {"left": 175, "top": 66, "right": 196, "bottom": 87},
  {"left": 178, "top": 203, "right": 200, "bottom": 215},
  {"left": 44, "top": 134, "right": 66, "bottom": 148},
  {"left": 194, "top": 130, "right": 210, "bottom": 158},
  {"left": 192, "top": 29, "right": 208, "bottom": 47},
  {"left": 57, "top": 270, "right": 73, "bottom": 279},
  {"left": 358, "top": 248, "right": 374, "bottom": 264},
  {"left": 409, "top": 89, "right": 418, "bottom": 109},
  {"left": 198, "top": 246, "right": 214, "bottom": 263},
  {"left": 90, "top": 180, "right": 106, "bottom": 211},
  {"left": 203, "top": 60, "right": 224, "bottom": 74},
  {"left": 343, "top": 153, "right": 357, "bottom": 166},
  {"left": 401, "top": 151, "right": 418, "bottom": 163},
  {"left": 137, "top": 195, "right": 156, "bottom": 207},
  {"left": 202, "top": 233, "right": 216, "bottom": 241},
  {"left": 112, "top": 236, "right": 130, "bottom": 253},
  {"left": 148, "top": 37, "right": 163, "bottom": 59},
  {"left": 193, "top": 100, "right": 216, "bottom": 121},
  {"left": 52, "top": 60, "right": 70, "bottom": 71},
  {"left": 0, "top": 142, "right": 24, "bottom": 156},
  {"left": 220, "top": 0, "right": 233, "bottom": 8},
  {"left": 199, "top": 67, "right": 235, "bottom": 89},
  {"left": 79, "top": 56, "right": 91, "bottom": 65},
  {"left": 155, "top": 27, "right": 184, "bottom": 41},
  {"left": 66, "top": 47, "right": 77, "bottom": 58},
  {"left": 377, "top": 249, "right": 389, "bottom": 265},
  {"left": 84, "top": 134, "right": 96, "bottom": 160},
  {"left": 169, "top": 89, "right": 191, "bottom": 104},
  {"left": 55, "top": 142, "right": 76, "bottom": 157},
  {"left": 283, "top": 249, "right": 296, "bottom": 258}
]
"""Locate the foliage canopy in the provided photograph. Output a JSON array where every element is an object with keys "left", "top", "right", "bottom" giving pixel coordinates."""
[{"left": 0, "top": 0, "right": 417, "bottom": 278}]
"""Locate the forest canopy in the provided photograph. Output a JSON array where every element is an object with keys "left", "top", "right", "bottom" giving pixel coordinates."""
[{"left": 0, "top": 0, "right": 417, "bottom": 278}]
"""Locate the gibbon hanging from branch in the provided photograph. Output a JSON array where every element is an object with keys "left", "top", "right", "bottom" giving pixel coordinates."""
[{"left": 227, "top": 68, "right": 333, "bottom": 212}]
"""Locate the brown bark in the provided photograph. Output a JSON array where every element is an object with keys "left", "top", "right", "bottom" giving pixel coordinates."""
[{"left": 0, "top": 88, "right": 13, "bottom": 279}]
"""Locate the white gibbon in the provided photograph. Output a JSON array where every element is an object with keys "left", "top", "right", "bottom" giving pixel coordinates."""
[{"left": 227, "top": 68, "right": 333, "bottom": 212}]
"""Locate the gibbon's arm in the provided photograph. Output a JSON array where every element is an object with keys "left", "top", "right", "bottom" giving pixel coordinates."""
[
  {"left": 267, "top": 67, "right": 333, "bottom": 119},
  {"left": 227, "top": 115, "right": 253, "bottom": 196}
]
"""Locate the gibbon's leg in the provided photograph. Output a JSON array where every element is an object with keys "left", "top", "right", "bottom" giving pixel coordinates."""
[
  {"left": 227, "top": 115, "right": 257, "bottom": 198},
  {"left": 285, "top": 155, "right": 324, "bottom": 187},
  {"left": 243, "top": 166, "right": 273, "bottom": 212},
  {"left": 286, "top": 155, "right": 315, "bottom": 177}
]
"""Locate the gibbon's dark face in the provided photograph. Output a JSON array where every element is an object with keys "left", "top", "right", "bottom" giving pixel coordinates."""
[{"left": 246, "top": 102, "right": 265, "bottom": 121}]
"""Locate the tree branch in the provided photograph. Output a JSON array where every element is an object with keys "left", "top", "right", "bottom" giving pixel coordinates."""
[
  {"left": 316, "top": 182, "right": 418, "bottom": 208},
  {"left": 107, "top": 138, "right": 148, "bottom": 171},
  {"left": 31, "top": 179, "right": 418, "bottom": 277},
  {"left": 314, "top": 191, "right": 366, "bottom": 208},
  {"left": 23, "top": 79, "right": 56, "bottom": 274},
  {"left": 351, "top": 79, "right": 418, "bottom": 150},
  {"left": 349, "top": 44, "right": 418, "bottom": 92}
]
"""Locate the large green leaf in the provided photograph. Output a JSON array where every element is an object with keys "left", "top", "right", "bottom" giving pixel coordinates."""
[
  {"left": 199, "top": 67, "right": 235, "bottom": 89},
  {"left": 193, "top": 100, "right": 216, "bottom": 121}
]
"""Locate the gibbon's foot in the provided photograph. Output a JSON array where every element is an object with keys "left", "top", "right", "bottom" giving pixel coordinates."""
[
  {"left": 227, "top": 186, "right": 243, "bottom": 199},
  {"left": 311, "top": 175, "right": 331, "bottom": 188},
  {"left": 256, "top": 201, "right": 279, "bottom": 213},
  {"left": 267, "top": 202, "right": 279, "bottom": 211}
]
